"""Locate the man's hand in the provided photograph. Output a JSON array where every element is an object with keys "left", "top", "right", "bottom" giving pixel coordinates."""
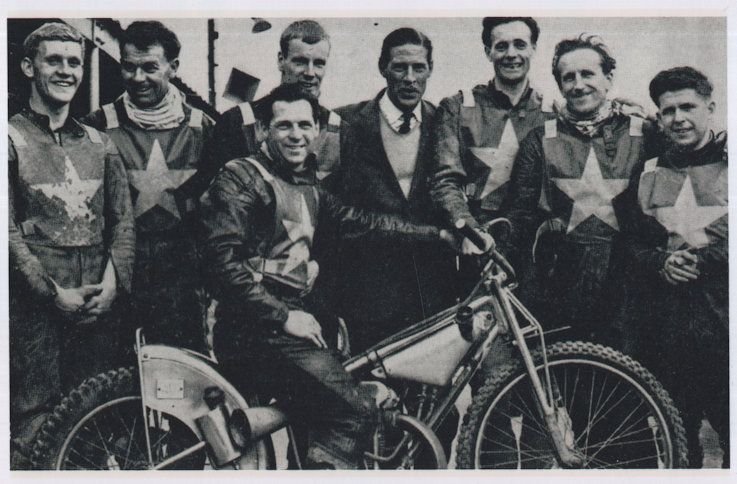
[
  {"left": 53, "top": 283, "right": 101, "bottom": 314},
  {"left": 661, "top": 250, "right": 700, "bottom": 285},
  {"left": 284, "top": 310, "right": 328, "bottom": 349},
  {"left": 439, "top": 229, "right": 462, "bottom": 251},
  {"left": 83, "top": 260, "right": 118, "bottom": 316},
  {"left": 460, "top": 231, "right": 495, "bottom": 255}
]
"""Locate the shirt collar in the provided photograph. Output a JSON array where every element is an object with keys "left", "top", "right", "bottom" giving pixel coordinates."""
[
  {"left": 488, "top": 79, "right": 532, "bottom": 109},
  {"left": 379, "top": 90, "right": 423, "bottom": 133},
  {"left": 21, "top": 104, "right": 85, "bottom": 137}
]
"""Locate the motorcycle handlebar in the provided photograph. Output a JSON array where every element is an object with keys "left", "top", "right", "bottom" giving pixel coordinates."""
[
  {"left": 454, "top": 219, "right": 490, "bottom": 252},
  {"left": 454, "top": 219, "right": 516, "bottom": 281}
]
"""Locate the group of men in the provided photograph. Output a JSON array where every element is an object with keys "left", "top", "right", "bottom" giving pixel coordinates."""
[{"left": 9, "top": 17, "right": 728, "bottom": 470}]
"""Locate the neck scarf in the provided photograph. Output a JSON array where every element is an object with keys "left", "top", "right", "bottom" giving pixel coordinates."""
[
  {"left": 123, "top": 84, "right": 185, "bottom": 130},
  {"left": 559, "top": 100, "right": 614, "bottom": 138}
]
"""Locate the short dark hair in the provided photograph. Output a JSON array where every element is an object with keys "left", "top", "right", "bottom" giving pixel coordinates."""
[
  {"left": 649, "top": 66, "right": 713, "bottom": 106},
  {"left": 482, "top": 17, "right": 540, "bottom": 48},
  {"left": 23, "top": 22, "right": 85, "bottom": 61},
  {"left": 279, "top": 20, "right": 330, "bottom": 57},
  {"left": 120, "top": 20, "right": 181, "bottom": 61},
  {"left": 378, "top": 27, "right": 433, "bottom": 72},
  {"left": 552, "top": 34, "right": 616, "bottom": 87},
  {"left": 255, "top": 83, "right": 321, "bottom": 126}
]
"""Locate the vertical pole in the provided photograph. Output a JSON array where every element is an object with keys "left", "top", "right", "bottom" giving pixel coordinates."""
[
  {"left": 207, "top": 19, "right": 218, "bottom": 110},
  {"left": 89, "top": 21, "right": 100, "bottom": 111}
]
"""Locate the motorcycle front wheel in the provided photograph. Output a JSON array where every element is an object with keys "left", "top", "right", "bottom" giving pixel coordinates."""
[{"left": 455, "top": 341, "right": 688, "bottom": 469}]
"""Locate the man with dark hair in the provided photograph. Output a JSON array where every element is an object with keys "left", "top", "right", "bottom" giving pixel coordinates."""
[
  {"left": 9, "top": 22, "right": 134, "bottom": 468},
  {"left": 83, "top": 20, "right": 215, "bottom": 352},
  {"left": 206, "top": 19, "right": 343, "bottom": 180},
  {"left": 325, "top": 28, "right": 459, "bottom": 459},
  {"left": 199, "top": 83, "right": 457, "bottom": 469},
  {"left": 506, "top": 34, "right": 655, "bottom": 347},
  {"left": 328, "top": 27, "right": 455, "bottom": 353},
  {"left": 430, "top": 17, "right": 545, "bottom": 246},
  {"left": 626, "top": 66, "right": 728, "bottom": 468}
]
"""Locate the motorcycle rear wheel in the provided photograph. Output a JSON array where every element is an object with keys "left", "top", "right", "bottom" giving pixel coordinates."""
[{"left": 30, "top": 367, "right": 271, "bottom": 470}]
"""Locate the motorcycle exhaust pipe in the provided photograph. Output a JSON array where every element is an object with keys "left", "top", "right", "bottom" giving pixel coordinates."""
[
  {"left": 229, "top": 406, "right": 289, "bottom": 447},
  {"left": 195, "top": 387, "right": 243, "bottom": 467}
]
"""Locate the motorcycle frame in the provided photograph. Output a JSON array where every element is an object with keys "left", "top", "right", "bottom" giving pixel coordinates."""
[{"left": 131, "top": 248, "right": 570, "bottom": 469}]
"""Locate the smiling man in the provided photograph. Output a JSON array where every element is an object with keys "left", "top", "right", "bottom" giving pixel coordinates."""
[
  {"left": 206, "top": 20, "right": 344, "bottom": 181},
  {"left": 626, "top": 67, "right": 728, "bottom": 468},
  {"left": 9, "top": 22, "right": 134, "bottom": 469},
  {"left": 199, "top": 83, "right": 456, "bottom": 468},
  {"left": 506, "top": 34, "right": 655, "bottom": 348},
  {"left": 84, "top": 20, "right": 215, "bottom": 353},
  {"left": 328, "top": 27, "right": 456, "bottom": 354},
  {"left": 430, "top": 17, "right": 547, "bottom": 240}
]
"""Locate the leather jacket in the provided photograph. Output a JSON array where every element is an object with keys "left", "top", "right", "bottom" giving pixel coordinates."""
[{"left": 198, "top": 150, "right": 443, "bottom": 334}]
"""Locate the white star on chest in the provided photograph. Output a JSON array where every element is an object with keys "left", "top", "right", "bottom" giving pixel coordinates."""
[
  {"left": 472, "top": 118, "right": 519, "bottom": 200},
  {"left": 649, "top": 174, "right": 727, "bottom": 248},
  {"left": 128, "top": 139, "right": 195, "bottom": 220},
  {"left": 553, "top": 147, "right": 628, "bottom": 233},
  {"left": 281, "top": 194, "right": 315, "bottom": 273},
  {"left": 32, "top": 155, "right": 102, "bottom": 221}
]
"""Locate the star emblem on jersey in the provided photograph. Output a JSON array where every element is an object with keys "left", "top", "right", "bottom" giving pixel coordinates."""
[
  {"left": 553, "top": 147, "right": 628, "bottom": 233},
  {"left": 281, "top": 194, "right": 315, "bottom": 273},
  {"left": 31, "top": 155, "right": 102, "bottom": 222},
  {"left": 471, "top": 119, "right": 519, "bottom": 200},
  {"left": 128, "top": 139, "right": 195, "bottom": 220},
  {"left": 647, "top": 174, "right": 727, "bottom": 249}
]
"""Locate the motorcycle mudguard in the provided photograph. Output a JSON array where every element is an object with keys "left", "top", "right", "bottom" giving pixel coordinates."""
[{"left": 138, "top": 344, "right": 274, "bottom": 469}]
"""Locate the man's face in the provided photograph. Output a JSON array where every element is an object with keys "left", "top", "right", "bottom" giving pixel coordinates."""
[
  {"left": 658, "top": 88, "right": 714, "bottom": 150},
  {"left": 557, "top": 48, "right": 612, "bottom": 116},
  {"left": 22, "top": 40, "right": 83, "bottom": 108},
  {"left": 121, "top": 43, "right": 178, "bottom": 108},
  {"left": 278, "top": 38, "right": 330, "bottom": 98},
  {"left": 485, "top": 20, "right": 535, "bottom": 86},
  {"left": 381, "top": 43, "right": 432, "bottom": 112},
  {"left": 265, "top": 100, "right": 319, "bottom": 170}
]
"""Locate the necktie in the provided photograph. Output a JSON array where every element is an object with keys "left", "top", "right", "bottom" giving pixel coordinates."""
[{"left": 398, "top": 111, "right": 413, "bottom": 134}]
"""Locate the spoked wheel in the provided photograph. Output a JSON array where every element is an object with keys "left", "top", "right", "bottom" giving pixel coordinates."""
[
  {"left": 59, "top": 396, "right": 204, "bottom": 470},
  {"left": 31, "top": 367, "right": 206, "bottom": 470},
  {"left": 456, "top": 341, "right": 688, "bottom": 469}
]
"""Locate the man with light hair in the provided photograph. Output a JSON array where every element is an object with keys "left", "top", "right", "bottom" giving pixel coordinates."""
[
  {"left": 506, "top": 34, "right": 655, "bottom": 349},
  {"left": 205, "top": 19, "right": 344, "bottom": 181},
  {"left": 9, "top": 22, "right": 134, "bottom": 468}
]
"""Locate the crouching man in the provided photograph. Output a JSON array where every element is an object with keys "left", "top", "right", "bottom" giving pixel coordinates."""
[{"left": 198, "top": 84, "right": 457, "bottom": 469}]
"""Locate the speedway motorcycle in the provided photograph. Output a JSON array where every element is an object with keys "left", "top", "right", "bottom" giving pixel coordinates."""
[{"left": 30, "top": 220, "right": 687, "bottom": 470}]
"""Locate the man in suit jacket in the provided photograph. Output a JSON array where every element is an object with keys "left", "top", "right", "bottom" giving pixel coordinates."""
[{"left": 325, "top": 27, "right": 457, "bottom": 354}]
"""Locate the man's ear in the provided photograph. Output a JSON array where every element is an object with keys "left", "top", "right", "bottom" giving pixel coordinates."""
[
  {"left": 21, "top": 57, "right": 34, "bottom": 79},
  {"left": 484, "top": 45, "right": 493, "bottom": 63},
  {"left": 277, "top": 51, "right": 285, "bottom": 74},
  {"left": 255, "top": 119, "right": 268, "bottom": 143},
  {"left": 168, "top": 58, "right": 180, "bottom": 77},
  {"left": 708, "top": 100, "right": 716, "bottom": 115}
]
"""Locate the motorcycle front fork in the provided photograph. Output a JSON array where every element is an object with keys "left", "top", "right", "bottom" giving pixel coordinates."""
[{"left": 497, "top": 284, "right": 583, "bottom": 468}]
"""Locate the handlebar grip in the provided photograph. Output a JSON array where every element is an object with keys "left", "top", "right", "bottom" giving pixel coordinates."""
[{"left": 454, "top": 219, "right": 489, "bottom": 252}]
